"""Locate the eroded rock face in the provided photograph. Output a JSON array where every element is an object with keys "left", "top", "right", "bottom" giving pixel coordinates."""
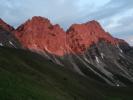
[
  {"left": 66, "top": 20, "right": 126, "bottom": 53},
  {"left": 14, "top": 17, "right": 127, "bottom": 56},
  {"left": 14, "top": 16, "right": 68, "bottom": 56}
]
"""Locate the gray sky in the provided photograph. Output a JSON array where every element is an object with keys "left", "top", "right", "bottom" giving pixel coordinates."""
[{"left": 0, "top": 0, "right": 133, "bottom": 45}]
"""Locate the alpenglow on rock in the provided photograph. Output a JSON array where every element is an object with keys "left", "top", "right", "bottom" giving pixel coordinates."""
[
  {"left": 0, "top": 16, "right": 133, "bottom": 87},
  {"left": 13, "top": 16, "right": 127, "bottom": 56}
]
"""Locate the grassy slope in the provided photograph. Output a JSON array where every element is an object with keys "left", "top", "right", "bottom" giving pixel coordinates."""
[{"left": 0, "top": 47, "right": 133, "bottom": 100}]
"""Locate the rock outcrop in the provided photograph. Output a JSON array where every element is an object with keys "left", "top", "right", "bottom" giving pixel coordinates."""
[
  {"left": 66, "top": 20, "right": 127, "bottom": 53},
  {"left": 14, "top": 17, "right": 127, "bottom": 56},
  {"left": 14, "top": 16, "right": 68, "bottom": 56}
]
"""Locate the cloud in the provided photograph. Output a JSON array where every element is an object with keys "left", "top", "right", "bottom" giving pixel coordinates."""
[
  {"left": 127, "top": 38, "right": 133, "bottom": 46},
  {"left": 84, "top": 0, "right": 133, "bottom": 20},
  {"left": 0, "top": 0, "right": 91, "bottom": 28},
  {"left": 123, "top": 35, "right": 133, "bottom": 46},
  {"left": 0, "top": 0, "right": 108, "bottom": 28},
  {"left": 0, "top": 0, "right": 133, "bottom": 45}
]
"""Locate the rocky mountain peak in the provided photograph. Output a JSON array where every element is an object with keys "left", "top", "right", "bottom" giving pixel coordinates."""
[
  {"left": 66, "top": 20, "right": 124, "bottom": 53},
  {"left": 13, "top": 16, "right": 128, "bottom": 56},
  {"left": 14, "top": 16, "right": 68, "bottom": 56}
]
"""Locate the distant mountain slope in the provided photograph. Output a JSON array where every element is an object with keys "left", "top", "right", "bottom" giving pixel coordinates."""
[
  {"left": 0, "top": 47, "right": 133, "bottom": 100},
  {"left": 0, "top": 18, "right": 14, "bottom": 32},
  {"left": 0, "top": 27, "right": 21, "bottom": 48},
  {"left": 0, "top": 19, "right": 21, "bottom": 48}
]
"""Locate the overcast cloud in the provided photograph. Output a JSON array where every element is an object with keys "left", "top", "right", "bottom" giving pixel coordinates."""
[{"left": 0, "top": 0, "right": 133, "bottom": 45}]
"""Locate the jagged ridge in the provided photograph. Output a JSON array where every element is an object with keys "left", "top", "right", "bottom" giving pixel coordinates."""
[
  {"left": 14, "top": 16, "right": 68, "bottom": 56},
  {"left": 12, "top": 16, "right": 127, "bottom": 56}
]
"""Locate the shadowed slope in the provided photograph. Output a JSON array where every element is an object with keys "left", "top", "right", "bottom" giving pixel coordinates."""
[{"left": 0, "top": 47, "right": 133, "bottom": 100}]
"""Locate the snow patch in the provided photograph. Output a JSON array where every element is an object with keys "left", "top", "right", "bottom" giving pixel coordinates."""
[
  {"left": 45, "top": 46, "right": 52, "bottom": 54},
  {"left": 101, "top": 53, "right": 104, "bottom": 58},
  {"left": 83, "top": 54, "right": 90, "bottom": 63},
  {"left": 95, "top": 56, "right": 100, "bottom": 63},
  {"left": 0, "top": 43, "right": 3, "bottom": 46},
  {"left": 9, "top": 41, "right": 16, "bottom": 48},
  {"left": 117, "top": 44, "right": 123, "bottom": 53},
  {"left": 9, "top": 41, "right": 13, "bottom": 45},
  {"left": 116, "top": 84, "right": 120, "bottom": 87},
  {"left": 119, "top": 49, "right": 123, "bottom": 53}
]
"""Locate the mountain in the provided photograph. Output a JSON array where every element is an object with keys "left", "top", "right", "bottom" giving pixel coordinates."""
[
  {"left": 14, "top": 16, "right": 68, "bottom": 56},
  {"left": 0, "top": 19, "right": 21, "bottom": 48},
  {"left": 65, "top": 21, "right": 133, "bottom": 86},
  {"left": 13, "top": 16, "right": 133, "bottom": 86},
  {"left": 0, "top": 47, "right": 133, "bottom": 100},
  {"left": 13, "top": 17, "right": 128, "bottom": 55},
  {"left": 66, "top": 20, "right": 126, "bottom": 53},
  {"left": 0, "top": 16, "right": 133, "bottom": 99}
]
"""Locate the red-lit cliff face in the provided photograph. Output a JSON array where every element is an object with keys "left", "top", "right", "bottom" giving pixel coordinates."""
[
  {"left": 14, "top": 16, "right": 68, "bottom": 56},
  {"left": 0, "top": 19, "right": 14, "bottom": 31},
  {"left": 14, "top": 17, "right": 127, "bottom": 56},
  {"left": 66, "top": 20, "right": 124, "bottom": 53}
]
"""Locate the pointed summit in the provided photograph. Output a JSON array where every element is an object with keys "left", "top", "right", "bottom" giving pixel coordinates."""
[
  {"left": 66, "top": 20, "right": 122, "bottom": 53},
  {"left": 85, "top": 20, "right": 101, "bottom": 26},
  {"left": 85, "top": 20, "right": 105, "bottom": 32},
  {"left": 16, "top": 16, "right": 51, "bottom": 32},
  {"left": 14, "top": 16, "right": 67, "bottom": 56}
]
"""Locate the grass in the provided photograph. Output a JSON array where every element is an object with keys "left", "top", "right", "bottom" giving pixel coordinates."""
[{"left": 0, "top": 47, "right": 133, "bottom": 100}]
